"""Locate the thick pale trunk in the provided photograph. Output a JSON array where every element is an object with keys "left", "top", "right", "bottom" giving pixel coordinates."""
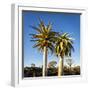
[
  {"left": 58, "top": 57, "right": 63, "bottom": 77},
  {"left": 43, "top": 47, "right": 47, "bottom": 77}
]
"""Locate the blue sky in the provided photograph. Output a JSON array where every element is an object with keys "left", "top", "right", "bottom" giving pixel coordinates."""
[{"left": 22, "top": 11, "right": 80, "bottom": 67}]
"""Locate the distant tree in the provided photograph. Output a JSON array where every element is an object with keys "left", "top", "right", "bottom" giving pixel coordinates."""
[
  {"left": 48, "top": 61, "right": 57, "bottom": 68},
  {"left": 66, "top": 57, "right": 73, "bottom": 74},
  {"left": 31, "top": 63, "right": 35, "bottom": 67},
  {"left": 31, "top": 63, "right": 36, "bottom": 77}
]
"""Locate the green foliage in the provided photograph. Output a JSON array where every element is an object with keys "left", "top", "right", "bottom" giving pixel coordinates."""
[
  {"left": 30, "top": 18, "right": 58, "bottom": 54},
  {"left": 48, "top": 61, "right": 57, "bottom": 68},
  {"left": 30, "top": 19, "right": 74, "bottom": 57},
  {"left": 31, "top": 63, "right": 35, "bottom": 67},
  {"left": 55, "top": 33, "right": 74, "bottom": 58},
  {"left": 24, "top": 66, "right": 80, "bottom": 77}
]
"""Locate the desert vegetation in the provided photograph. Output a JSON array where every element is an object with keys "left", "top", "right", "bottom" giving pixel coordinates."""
[{"left": 24, "top": 65, "right": 80, "bottom": 77}]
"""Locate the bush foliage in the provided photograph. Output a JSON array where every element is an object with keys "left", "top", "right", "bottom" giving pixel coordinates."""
[{"left": 24, "top": 66, "right": 80, "bottom": 77}]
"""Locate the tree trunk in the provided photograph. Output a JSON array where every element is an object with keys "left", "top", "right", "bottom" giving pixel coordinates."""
[
  {"left": 69, "top": 65, "right": 71, "bottom": 75},
  {"left": 58, "top": 56, "right": 63, "bottom": 77},
  {"left": 43, "top": 46, "right": 47, "bottom": 77}
]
